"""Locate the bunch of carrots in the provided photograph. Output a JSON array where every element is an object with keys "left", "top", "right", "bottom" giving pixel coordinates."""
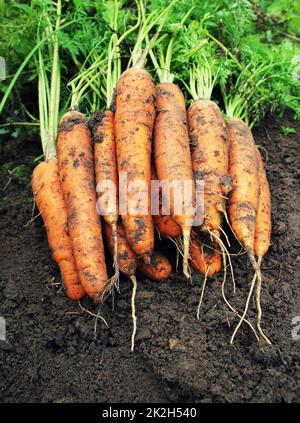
[{"left": 29, "top": 1, "right": 272, "bottom": 348}]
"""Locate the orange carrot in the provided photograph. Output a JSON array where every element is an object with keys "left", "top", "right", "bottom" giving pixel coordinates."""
[
  {"left": 57, "top": 110, "right": 108, "bottom": 303},
  {"left": 32, "top": 159, "right": 85, "bottom": 300},
  {"left": 254, "top": 147, "right": 271, "bottom": 261},
  {"left": 105, "top": 221, "right": 172, "bottom": 281},
  {"left": 91, "top": 110, "right": 119, "bottom": 287},
  {"left": 154, "top": 82, "right": 195, "bottom": 277},
  {"left": 188, "top": 99, "right": 231, "bottom": 238},
  {"left": 137, "top": 252, "right": 172, "bottom": 281},
  {"left": 154, "top": 214, "right": 182, "bottom": 239},
  {"left": 114, "top": 68, "right": 155, "bottom": 263},
  {"left": 189, "top": 232, "right": 222, "bottom": 278},
  {"left": 151, "top": 165, "right": 182, "bottom": 238},
  {"left": 227, "top": 118, "right": 271, "bottom": 344},
  {"left": 227, "top": 118, "right": 259, "bottom": 255},
  {"left": 254, "top": 146, "right": 272, "bottom": 343}
]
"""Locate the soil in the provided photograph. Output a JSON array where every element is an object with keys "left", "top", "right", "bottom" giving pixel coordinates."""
[{"left": 0, "top": 115, "right": 299, "bottom": 403}]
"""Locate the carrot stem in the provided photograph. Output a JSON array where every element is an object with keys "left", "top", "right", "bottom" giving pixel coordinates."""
[
  {"left": 48, "top": 0, "right": 61, "bottom": 153},
  {"left": 130, "top": 0, "right": 178, "bottom": 69},
  {"left": 37, "top": 0, "right": 62, "bottom": 160}
]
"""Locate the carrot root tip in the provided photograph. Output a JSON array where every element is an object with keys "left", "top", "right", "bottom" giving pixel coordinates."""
[
  {"left": 197, "top": 264, "right": 210, "bottom": 319},
  {"left": 112, "top": 224, "right": 120, "bottom": 291},
  {"left": 255, "top": 258, "right": 272, "bottom": 345},
  {"left": 130, "top": 275, "right": 138, "bottom": 353},
  {"left": 182, "top": 228, "right": 191, "bottom": 279},
  {"left": 230, "top": 271, "right": 258, "bottom": 344}
]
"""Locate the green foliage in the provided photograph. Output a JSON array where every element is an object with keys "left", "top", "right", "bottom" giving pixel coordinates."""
[
  {"left": 170, "top": 20, "right": 229, "bottom": 100},
  {"left": 258, "top": 0, "right": 300, "bottom": 37},
  {"left": 0, "top": 1, "right": 42, "bottom": 122},
  {"left": 0, "top": 1, "right": 40, "bottom": 70},
  {"left": 222, "top": 35, "right": 300, "bottom": 124},
  {"left": 1, "top": 0, "right": 300, "bottom": 144},
  {"left": 281, "top": 125, "right": 296, "bottom": 136}
]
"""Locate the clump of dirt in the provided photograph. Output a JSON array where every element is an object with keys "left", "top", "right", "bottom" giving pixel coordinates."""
[{"left": 0, "top": 115, "right": 300, "bottom": 403}]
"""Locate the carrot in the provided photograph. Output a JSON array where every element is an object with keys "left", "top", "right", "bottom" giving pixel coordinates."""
[
  {"left": 154, "top": 82, "right": 195, "bottom": 278},
  {"left": 88, "top": 1, "right": 135, "bottom": 291},
  {"left": 57, "top": 110, "right": 108, "bottom": 303},
  {"left": 31, "top": 3, "right": 85, "bottom": 301},
  {"left": 254, "top": 147, "right": 271, "bottom": 260},
  {"left": 188, "top": 99, "right": 231, "bottom": 237},
  {"left": 188, "top": 99, "right": 235, "bottom": 295},
  {"left": 151, "top": 165, "right": 182, "bottom": 238},
  {"left": 90, "top": 110, "right": 119, "bottom": 289},
  {"left": 114, "top": 68, "right": 155, "bottom": 263},
  {"left": 254, "top": 146, "right": 272, "bottom": 343},
  {"left": 113, "top": 0, "right": 178, "bottom": 263},
  {"left": 104, "top": 221, "right": 172, "bottom": 281},
  {"left": 32, "top": 159, "right": 85, "bottom": 300},
  {"left": 189, "top": 235, "right": 222, "bottom": 278},
  {"left": 154, "top": 214, "right": 182, "bottom": 239},
  {"left": 227, "top": 118, "right": 271, "bottom": 344},
  {"left": 137, "top": 252, "right": 172, "bottom": 281},
  {"left": 227, "top": 118, "right": 259, "bottom": 255}
]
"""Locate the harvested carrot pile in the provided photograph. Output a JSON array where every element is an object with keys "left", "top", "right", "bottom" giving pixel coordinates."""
[{"left": 2, "top": 0, "right": 300, "bottom": 352}]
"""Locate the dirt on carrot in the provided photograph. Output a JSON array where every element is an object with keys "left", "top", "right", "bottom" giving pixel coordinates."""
[
  {"left": 57, "top": 110, "right": 108, "bottom": 303},
  {"left": 154, "top": 82, "right": 195, "bottom": 278},
  {"left": 189, "top": 231, "right": 222, "bottom": 278},
  {"left": 227, "top": 117, "right": 259, "bottom": 254},
  {"left": 90, "top": 109, "right": 119, "bottom": 289},
  {"left": 254, "top": 147, "right": 272, "bottom": 260},
  {"left": 151, "top": 165, "right": 182, "bottom": 238},
  {"left": 31, "top": 158, "right": 85, "bottom": 300},
  {"left": 115, "top": 68, "right": 155, "bottom": 264},
  {"left": 188, "top": 99, "right": 231, "bottom": 237},
  {"left": 137, "top": 252, "right": 172, "bottom": 281}
]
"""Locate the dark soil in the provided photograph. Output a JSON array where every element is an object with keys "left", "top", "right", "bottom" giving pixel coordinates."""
[{"left": 0, "top": 115, "right": 299, "bottom": 403}]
